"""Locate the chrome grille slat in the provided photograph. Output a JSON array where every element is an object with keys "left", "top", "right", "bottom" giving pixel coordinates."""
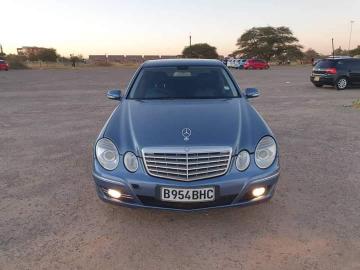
[
  {"left": 147, "top": 165, "right": 188, "bottom": 171},
  {"left": 187, "top": 163, "right": 227, "bottom": 171},
  {"left": 145, "top": 158, "right": 229, "bottom": 166},
  {"left": 187, "top": 155, "right": 229, "bottom": 160},
  {"left": 147, "top": 162, "right": 228, "bottom": 171},
  {"left": 143, "top": 154, "right": 229, "bottom": 160},
  {"left": 142, "top": 147, "right": 232, "bottom": 181},
  {"left": 187, "top": 167, "right": 227, "bottom": 176},
  {"left": 148, "top": 169, "right": 188, "bottom": 176}
]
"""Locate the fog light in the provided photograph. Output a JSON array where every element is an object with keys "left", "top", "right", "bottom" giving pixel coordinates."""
[
  {"left": 108, "top": 189, "right": 122, "bottom": 199},
  {"left": 252, "top": 187, "right": 266, "bottom": 197}
]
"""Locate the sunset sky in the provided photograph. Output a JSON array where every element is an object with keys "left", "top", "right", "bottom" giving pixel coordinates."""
[{"left": 2, "top": 0, "right": 359, "bottom": 57}]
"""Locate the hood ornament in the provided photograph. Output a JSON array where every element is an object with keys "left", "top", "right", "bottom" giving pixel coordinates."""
[{"left": 182, "top": 128, "right": 191, "bottom": 141}]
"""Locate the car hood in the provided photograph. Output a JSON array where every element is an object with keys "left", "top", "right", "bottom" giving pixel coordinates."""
[{"left": 103, "top": 99, "right": 273, "bottom": 156}]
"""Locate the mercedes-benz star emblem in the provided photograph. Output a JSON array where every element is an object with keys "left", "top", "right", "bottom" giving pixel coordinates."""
[{"left": 182, "top": 128, "right": 191, "bottom": 141}]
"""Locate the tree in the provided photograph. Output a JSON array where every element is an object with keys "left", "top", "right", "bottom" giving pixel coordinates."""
[
  {"left": 349, "top": 45, "right": 360, "bottom": 57},
  {"left": 182, "top": 43, "right": 219, "bottom": 59},
  {"left": 304, "top": 48, "right": 320, "bottom": 59},
  {"left": 69, "top": 54, "right": 84, "bottom": 67},
  {"left": 0, "top": 44, "right": 5, "bottom": 58},
  {"left": 28, "top": 52, "right": 39, "bottom": 61},
  {"left": 70, "top": 54, "right": 83, "bottom": 63},
  {"left": 234, "top": 26, "right": 303, "bottom": 61},
  {"left": 333, "top": 46, "right": 349, "bottom": 56},
  {"left": 38, "top": 48, "right": 58, "bottom": 62},
  {"left": 279, "top": 45, "right": 304, "bottom": 62},
  {"left": 303, "top": 48, "right": 321, "bottom": 63}
]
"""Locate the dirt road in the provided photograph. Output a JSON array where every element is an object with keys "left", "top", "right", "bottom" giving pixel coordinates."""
[{"left": 1, "top": 66, "right": 359, "bottom": 269}]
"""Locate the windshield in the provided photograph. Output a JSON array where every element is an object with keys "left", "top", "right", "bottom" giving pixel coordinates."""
[
  {"left": 315, "top": 60, "right": 336, "bottom": 68},
  {"left": 128, "top": 66, "right": 239, "bottom": 99}
]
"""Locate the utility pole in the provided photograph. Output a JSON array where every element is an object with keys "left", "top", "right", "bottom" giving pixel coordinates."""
[
  {"left": 348, "top": 20, "right": 354, "bottom": 51},
  {"left": 189, "top": 34, "right": 192, "bottom": 58},
  {"left": 332, "top": 38, "right": 335, "bottom": 58}
]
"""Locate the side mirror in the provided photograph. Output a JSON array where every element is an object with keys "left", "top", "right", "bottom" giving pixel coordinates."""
[
  {"left": 245, "top": 88, "right": 260, "bottom": 99},
  {"left": 107, "top": 89, "right": 122, "bottom": 100}
]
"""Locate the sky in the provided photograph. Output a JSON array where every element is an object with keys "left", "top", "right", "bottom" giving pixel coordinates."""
[{"left": 1, "top": 0, "right": 359, "bottom": 57}]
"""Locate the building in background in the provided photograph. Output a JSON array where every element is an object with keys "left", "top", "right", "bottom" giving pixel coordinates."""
[
  {"left": 160, "top": 55, "right": 179, "bottom": 59},
  {"left": 125, "top": 55, "right": 143, "bottom": 63},
  {"left": 17, "top": 46, "right": 45, "bottom": 57},
  {"left": 88, "top": 55, "right": 107, "bottom": 63},
  {"left": 143, "top": 55, "right": 160, "bottom": 61},
  {"left": 108, "top": 55, "right": 125, "bottom": 63},
  {"left": 88, "top": 54, "right": 181, "bottom": 64}
]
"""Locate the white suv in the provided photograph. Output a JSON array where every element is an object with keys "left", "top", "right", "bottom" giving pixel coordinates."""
[
  {"left": 227, "top": 59, "right": 235, "bottom": 68},
  {"left": 234, "top": 59, "right": 247, "bottom": 69}
]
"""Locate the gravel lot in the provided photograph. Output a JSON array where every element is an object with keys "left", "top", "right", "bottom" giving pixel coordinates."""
[{"left": 1, "top": 66, "right": 359, "bottom": 270}]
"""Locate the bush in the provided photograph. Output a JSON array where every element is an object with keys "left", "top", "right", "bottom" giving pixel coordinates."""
[
  {"left": 5, "top": 54, "right": 29, "bottom": 69},
  {"left": 38, "top": 48, "right": 58, "bottom": 62},
  {"left": 9, "top": 61, "right": 28, "bottom": 69}
]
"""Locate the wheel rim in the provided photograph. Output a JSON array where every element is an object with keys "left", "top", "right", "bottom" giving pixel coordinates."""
[{"left": 338, "top": 78, "right": 347, "bottom": 89}]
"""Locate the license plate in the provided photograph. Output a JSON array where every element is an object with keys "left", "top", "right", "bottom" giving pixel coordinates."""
[
  {"left": 160, "top": 186, "right": 215, "bottom": 202},
  {"left": 314, "top": 76, "right": 320, "bottom": 81}
]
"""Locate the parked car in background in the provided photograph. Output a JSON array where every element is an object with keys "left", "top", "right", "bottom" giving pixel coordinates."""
[
  {"left": 0, "top": 60, "right": 9, "bottom": 71},
  {"left": 93, "top": 59, "right": 280, "bottom": 211},
  {"left": 310, "top": 57, "right": 360, "bottom": 90},
  {"left": 226, "top": 59, "right": 235, "bottom": 68},
  {"left": 234, "top": 59, "right": 247, "bottom": 69},
  {"left": 244, "top": 59, "right": 269, "bottom": 70},
  {"left": 312, "top": 58, "right": 321, "bottom": 66}
]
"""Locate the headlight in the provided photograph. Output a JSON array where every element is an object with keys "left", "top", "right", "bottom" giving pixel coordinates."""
[
  {"left": 95, "top": 138, "right": 119, "bottom": 170},
  {"left": 236, "top": 150, "right": 250, "bottom": 171},
  {"left": 255, "top": 136, "right": 277, "bottom": 169},
  {"left": 123, "top": 152, "right": 138, "bottom": 172}
]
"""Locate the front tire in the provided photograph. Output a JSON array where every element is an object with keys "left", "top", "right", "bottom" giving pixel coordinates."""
[
  {"left": 313, "top": 83, "right": 323, "bottom": 88},
  {"left": 335, "top": 77, "right": 348, "bottom": 90}
]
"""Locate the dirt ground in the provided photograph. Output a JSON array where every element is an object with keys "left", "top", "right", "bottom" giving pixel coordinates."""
[{"left": 0, "top": 66, "right": 359, "bottom": 270}]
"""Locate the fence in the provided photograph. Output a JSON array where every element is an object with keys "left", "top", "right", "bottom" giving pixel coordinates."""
[{"left": 88, "top": 55, "right": 180, "bottom": 64}]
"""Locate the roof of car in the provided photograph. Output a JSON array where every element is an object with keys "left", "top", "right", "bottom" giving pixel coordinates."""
[
  {"left": 323, "top": 56, "right": 353, "bottom": 60},
  {"left": 142, "top": 59, "right": 224, "bottom": 67}
]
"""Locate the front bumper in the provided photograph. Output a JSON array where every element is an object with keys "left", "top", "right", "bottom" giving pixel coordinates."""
[{"left": 92, "top": 157, "right": 280, "bottom": 211}]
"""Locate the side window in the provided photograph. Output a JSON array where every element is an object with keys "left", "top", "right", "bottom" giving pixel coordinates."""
[
  {"left": 351, "top": 60, "right": 360, "bottom": 70},
  {"left": 221, "top": 69, "right": 238, "bottom": 96}
]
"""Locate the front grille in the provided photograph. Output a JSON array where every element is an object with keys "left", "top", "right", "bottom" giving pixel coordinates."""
[{"left": 142, "top": 147, "right": 232, "bottom": 181}]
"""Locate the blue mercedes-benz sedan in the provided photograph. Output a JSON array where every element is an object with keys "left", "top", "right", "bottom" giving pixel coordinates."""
[{"left": 93, "top": 59, "right": 280, "bottom": 211}]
